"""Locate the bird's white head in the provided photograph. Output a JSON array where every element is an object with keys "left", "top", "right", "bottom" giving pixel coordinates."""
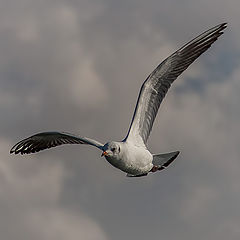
[{"left": 101, "top": 141, "right": 121, "bottom": 158}]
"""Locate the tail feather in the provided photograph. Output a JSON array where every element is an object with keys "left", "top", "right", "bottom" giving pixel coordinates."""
[{"left": 152, "top": 151, "right": 180, "bottom": 170}]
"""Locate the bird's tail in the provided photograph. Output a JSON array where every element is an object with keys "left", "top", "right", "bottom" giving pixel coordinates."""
[{"left": 152, "top": 151, "right": 180, "bottom": 170}]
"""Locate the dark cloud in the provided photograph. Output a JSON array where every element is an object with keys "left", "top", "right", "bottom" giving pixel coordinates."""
[{"left": 1, "top": 0, "right": 240, "bottom": 240}]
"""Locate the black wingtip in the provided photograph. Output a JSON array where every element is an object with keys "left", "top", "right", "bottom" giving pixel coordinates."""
[
  {"left": 10, "top": 146, "right": 16, "bottom": 154},
  {"left": 219, "top": 22, "right": 227, "bottom": 31},
  {"left": 10, "top": 148, "right": 19, "bottom": 155},
  {"left": 219, "top": 22, "right": 227, "bottom": 27},
  {"left": 215, "top": 23, "right": 227, "bottom": 35}
]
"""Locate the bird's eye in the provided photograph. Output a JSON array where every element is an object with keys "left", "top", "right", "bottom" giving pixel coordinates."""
[{"left": 111, "top": 147, "right": 116, "bottom": 152}]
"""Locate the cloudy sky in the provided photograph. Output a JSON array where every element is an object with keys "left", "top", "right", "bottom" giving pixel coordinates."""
[{"left": 1, "top": 0, "right": 240, "bottom": 239}]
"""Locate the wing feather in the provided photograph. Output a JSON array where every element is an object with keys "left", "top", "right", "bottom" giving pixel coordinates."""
[
  {"left": 10, "top": 131, "right": 104, "bottom": 154},
  {"left": 125, "top": 23, "right": 227, "bottom": 146}
]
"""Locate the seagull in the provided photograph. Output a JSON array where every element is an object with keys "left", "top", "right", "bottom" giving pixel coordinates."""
[{"left": 10, "top": 23, "right": 227, "bottom": 177}]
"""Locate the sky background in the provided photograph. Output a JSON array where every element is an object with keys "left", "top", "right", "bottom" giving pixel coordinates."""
[{"left": 1, "top": 0, "right": 240, "bottom": 239}]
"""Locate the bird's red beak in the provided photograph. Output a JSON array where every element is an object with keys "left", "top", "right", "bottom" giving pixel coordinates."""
[{"left": 101, "top": 151, "right": 108, "bottom": 157}]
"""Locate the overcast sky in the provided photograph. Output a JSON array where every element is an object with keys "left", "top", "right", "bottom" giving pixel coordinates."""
[{"left": 1, "top": 0, "right": 240, "bottom": 239}]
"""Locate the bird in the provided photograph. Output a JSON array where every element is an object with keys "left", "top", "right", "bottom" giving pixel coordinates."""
[{"left": 10, "top": 23, "right": 227, "bottom": 177}]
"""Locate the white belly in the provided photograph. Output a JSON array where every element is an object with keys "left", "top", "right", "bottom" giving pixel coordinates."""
[{"left": 105, "top": 142, "right": 153, "bottom": 175}]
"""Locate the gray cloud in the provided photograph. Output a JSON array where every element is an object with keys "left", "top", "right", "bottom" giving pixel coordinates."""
[{"left": 1, "top": 0, "right": 240, "bottom": 239}]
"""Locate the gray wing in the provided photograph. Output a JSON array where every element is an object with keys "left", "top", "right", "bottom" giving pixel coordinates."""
[
  {"left": 10, "top": 131, "right": 104, "bottom": 154},
  {"left": 124, "top": 23, "right": 227, "bottom": 146}
]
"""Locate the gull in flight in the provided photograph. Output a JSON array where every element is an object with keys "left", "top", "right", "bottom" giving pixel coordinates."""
[{"left": 10, "top": 23, "right": 227, "bottom": 177}]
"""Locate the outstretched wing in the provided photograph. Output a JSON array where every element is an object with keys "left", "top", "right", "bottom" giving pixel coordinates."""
[
  {"left": 10, "top": 132, "right": 104, "bottom": 154},
  {"left": 125, "top": 23, "right": 227, "bottom": 146}
]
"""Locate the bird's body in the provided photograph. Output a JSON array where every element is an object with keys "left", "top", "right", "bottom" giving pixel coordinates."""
[
  {"left": 10, "top": 23, "right": 227, "bottom": 177},
  {"left": 104, "top": 141, "right": 153, "bottom": 175}
]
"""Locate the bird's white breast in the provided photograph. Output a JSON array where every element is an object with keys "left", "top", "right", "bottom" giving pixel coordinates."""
[{"left": 105, "top": 141, "right": 153, "bottom": 175}]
